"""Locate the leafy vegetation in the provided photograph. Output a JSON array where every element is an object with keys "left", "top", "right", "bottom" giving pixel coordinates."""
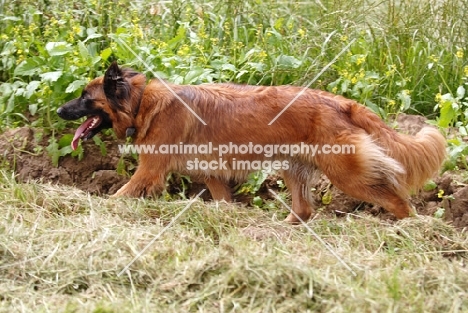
[
  {"left": 2, "top": 0, "right": 468, "bottom": 168},
  {"left": 1, "top": 1, "right": 467, "bottom": 122}
]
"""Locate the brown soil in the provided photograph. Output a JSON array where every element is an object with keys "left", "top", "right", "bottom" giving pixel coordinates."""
[{"left": 1, "top": 114, "right": 466, "bottom": 228}]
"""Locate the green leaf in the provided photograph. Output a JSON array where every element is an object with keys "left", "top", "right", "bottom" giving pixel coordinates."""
[
  {"left": 25, "top": 81, "right": 41, "bottom": 99},
  {"left": 46, "top": 137, "right": 61, "bottom": 167},
  {"left": 100, "top": 48, "right": 113, "bottom": 62},
  {"left": 14, "top": 58, "right": 42, "bottom": 76},
  {"left": 0, "top": 83, "right": 13, "bottom": 99},
  {"left": 438, "top": 100, "right": 456, "bottom": 127},
  {"left": 221, "top": 64, "right": 237, "bottom": 72},
  {"left": 167, "top": 26, "right": 187, "bottom": 49},
  {"left": 397, "top": 91, "right": 412, "bottom": 111},
  {"left": 456, "top": 85, "right": 465, "bottom": 99},
  {"left": 434, "top": 207, "right": 445, "bottom": 219},
  {"left": 40, "top": 71, "right": 63, "bottom": 83},
  {"left": 58, "top": 134, "right": 73, "bottom": 148},
  {"left": 45, "top": 42, "right": 72, "bottom": 56},
  {"left": 423, "top": 180, "right": 437, "bottom": 191},
  {"left": 65, "top": 80, "right": 88, "bottom": 93},
  {"left": 321, "top": 189, "right": 333, "bottom": 205},
  {"left": 83, "top": 33, "right": 103, "bottom": 43},
  {"left": 2, "top": 16, "right": 21, "bottom": 21},
  {"left": 184, "top": 68, "right": 205, "bottom": 84},
  {"left": 459, "top": 125, "right": 468, "bottom": 136},
  {"left": 276, "top": 55, "right": 302, "bottom": 69},
  {"left": 29, "top": 103, "right": 38, "bottom": 115},
  {"left": 60, "top": 145, "right": 73, "bottom": 157},
  {"left": 93, "top": 136, "right": 107, "bottom": 156},
  {"left": 247, "top": 62, "right": 265, "bottom": 72},
  {"left": 252, "top": 196, "right": 263, "bottom": 207},
  {"left": 78, "top": 41, "right": 90, "bottom": 60}
]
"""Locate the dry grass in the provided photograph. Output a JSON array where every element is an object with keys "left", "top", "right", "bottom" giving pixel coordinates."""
[{"left": 0, "top": 171, "right": 467, "bottom": 312}]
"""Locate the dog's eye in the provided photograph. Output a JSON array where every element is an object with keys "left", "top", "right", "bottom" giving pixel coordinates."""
[{"left": 80, "top": 98, "right": 92, "bottom": 107}]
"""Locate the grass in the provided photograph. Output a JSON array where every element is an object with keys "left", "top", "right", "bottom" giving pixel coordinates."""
[
  {"left": 0, "top": 170, "right": 467, "bottom": 312},
  {"left": 1, "top": 1, "right": 468, "bottom": 311}
]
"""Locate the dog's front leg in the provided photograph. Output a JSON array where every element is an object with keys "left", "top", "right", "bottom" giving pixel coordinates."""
[
  {"left": 112, "top": 171, "right": 165, "bottom": 198},
  {"left": 112, "top": 155, "right": 168, "bottom": 198}
]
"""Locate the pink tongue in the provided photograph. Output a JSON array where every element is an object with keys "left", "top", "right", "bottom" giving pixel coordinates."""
[{"left": 71, "top": 117, "right": 96, "bottom": 150}]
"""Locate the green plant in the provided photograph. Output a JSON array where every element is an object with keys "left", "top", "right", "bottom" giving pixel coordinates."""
[{"left": 2, "top": 0, "right": 468, "bottom": 170}]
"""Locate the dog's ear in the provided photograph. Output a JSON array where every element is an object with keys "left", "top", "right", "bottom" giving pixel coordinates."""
[
  {"left": 103, "top": 61, "right": 123, "bottom": 99},
  {"left": 103, "top": 61, "right": 132, "bottom": 111}
]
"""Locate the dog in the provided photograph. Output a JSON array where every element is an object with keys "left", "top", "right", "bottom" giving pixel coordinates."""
[{"left": 57, "top": 62, "right": 446, "bottom": 223}]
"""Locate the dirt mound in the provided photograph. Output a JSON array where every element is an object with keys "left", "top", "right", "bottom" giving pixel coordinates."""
[
  {"left": 0, "top": 114, "right": 466, "bottom": 227},
  {"left": 0, "top": 127, "right": 128, "bottom": 195}
]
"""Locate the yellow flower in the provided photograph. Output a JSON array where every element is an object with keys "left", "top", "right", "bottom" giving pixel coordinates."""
[
  {"left": 258, "top": 50, "right": 267, "bottom": 59},
  {"left": 198, "top": 30, "right": 208, "bottom": 39},
  {"left": 16, "top": 55, "right": 25, "bottom": 64},
  {"left": 388, "top": 100, "right": 396, "bottom": 106},
  {"left": 351, "top": 76, "right": 358, "bottom": 84},
  {"left": 177, "top": 44, "right": 190, "bottom": 56},
  {"left": 339, "top": 69, "right": 349, "bottom": 78},
  {"left": 356, "top": 56, "right": 365, "bottom": 66},
  {"left": 358, "top": 69, "right": 365, "bottom": 79},
  {"left": 133, "top": 25, "right": 143, "bottom": 39},
  {"left": 340, "top": 35, "right": 348, "bottom": 42},
  {"left": 298, "top": 28, "right": 306, "bottom": 37},
  {"left": 456, "top": 49, "right": 464, "bottom": 58},
  {"left": 429, "top": 54, "right": 439, "bottom": 63},
  {"left": 28, "top": 23, "right": 38, "bottom": 32},
  {"left": 464, "top": 65, "right": 468, "bottom": 77},
  {"left": 73, "top": 26, "right": 81, "bottom": 35}
]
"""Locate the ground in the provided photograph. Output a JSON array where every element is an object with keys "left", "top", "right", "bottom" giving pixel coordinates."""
[{"left": 1, "top": 114, "right": 467, "bottom": 228}]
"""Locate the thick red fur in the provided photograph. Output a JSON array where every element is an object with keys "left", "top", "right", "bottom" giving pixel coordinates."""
[{"left": 59, "top": 63, "right": 446, "bottom": 222}]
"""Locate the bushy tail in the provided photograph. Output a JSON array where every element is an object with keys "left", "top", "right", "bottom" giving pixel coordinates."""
[
  {"left": 348, "top": 104, "right": 446, "bottom": 192},
  {"left": 390, "top": 127, "right": 446, "bottom": 190}
]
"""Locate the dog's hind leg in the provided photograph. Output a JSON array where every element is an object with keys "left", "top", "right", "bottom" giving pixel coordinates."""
[
  {"left": 317, "top": 132, "right": 413, "bottom": 219},
  {"left": 281, "top": 163, "right": 318, "bottom": 224},
  {"left": 205, "top": 177, "right": 232, "bottom": 202}
]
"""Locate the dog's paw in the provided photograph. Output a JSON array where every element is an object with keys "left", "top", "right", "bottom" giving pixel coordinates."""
[
  {"left": 111, "top": 183, "right": 136, "bottom": 198},
  {"left": 284, "top": 213, "right": 301, "bottom": 225}
]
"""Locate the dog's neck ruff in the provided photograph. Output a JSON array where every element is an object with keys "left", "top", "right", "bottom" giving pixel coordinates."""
[{"left": 125, "top": 83, "right": 146, "bottom": 139}]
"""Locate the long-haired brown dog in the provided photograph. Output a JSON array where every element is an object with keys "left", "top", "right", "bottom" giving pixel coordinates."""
[{"left": 57, "top": 62, "right": 446, "bottom": 223}]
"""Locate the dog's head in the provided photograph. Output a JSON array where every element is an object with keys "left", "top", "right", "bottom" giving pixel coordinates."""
[{"left": 57, "top": 62, "right": 146, "bottom": 150}]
